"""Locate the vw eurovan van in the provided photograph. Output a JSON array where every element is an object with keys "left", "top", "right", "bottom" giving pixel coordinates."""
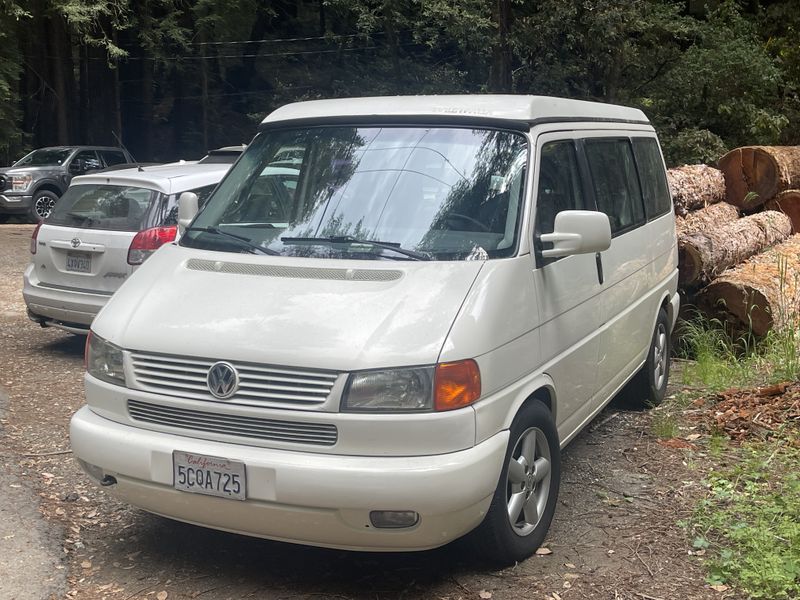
[{"left": 70, "top": 95, "right": 679, "bottom": 564}]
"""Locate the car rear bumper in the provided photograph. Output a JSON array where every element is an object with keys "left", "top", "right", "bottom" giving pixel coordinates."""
[
  {"left": 69, "top": 406, "right": 507, "bottom": 551},
  {"left": 23, "top": 264, "right": 110, "bottom": 330}
]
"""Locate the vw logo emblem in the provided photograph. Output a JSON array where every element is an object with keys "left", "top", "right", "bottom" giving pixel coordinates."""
[
  {"left": 70, "top": 238, "right": 81, "bottom": 248},
  {"left": 207, "top": 362, "right": 239, "bottom": 399}
]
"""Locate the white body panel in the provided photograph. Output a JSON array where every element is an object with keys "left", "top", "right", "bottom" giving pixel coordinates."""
[{"left": 70, "top": 95, "right": 679, "bottom": 552}]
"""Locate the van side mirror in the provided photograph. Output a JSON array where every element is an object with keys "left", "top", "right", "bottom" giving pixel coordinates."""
[
  {"left": 178, "top": 192, "right": 199, "bottom": 235},
  {"left": 540, "top": 210, "right": 611, "bottom": 258}
]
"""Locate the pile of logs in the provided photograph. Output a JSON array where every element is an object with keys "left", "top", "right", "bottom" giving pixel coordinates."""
[{"left": 670, "top": 146, "right": 800, "bottom": 335}]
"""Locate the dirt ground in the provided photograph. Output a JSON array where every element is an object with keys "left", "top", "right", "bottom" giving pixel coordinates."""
[{"left": 0, "top": 222, "right": 734, "bottom": 600}]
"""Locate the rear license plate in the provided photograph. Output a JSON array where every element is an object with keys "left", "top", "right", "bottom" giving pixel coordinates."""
[
  {"left": 65, "top": 251, "right": 91, "bottom": 273},
  {"left": 173, "top": 451, "right": 246, "bottom": 501}
]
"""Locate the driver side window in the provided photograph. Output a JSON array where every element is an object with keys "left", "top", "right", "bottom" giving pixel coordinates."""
[
  {"left": 535, "top": 141, "right": 586, "bottom": 238},
  {"left": 70, "top": 150, "right": 102, "bottom": 174}
]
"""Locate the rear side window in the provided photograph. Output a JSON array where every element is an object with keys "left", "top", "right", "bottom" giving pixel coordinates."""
[
  {"left": 584, "top": 139, "right": 645, "bottom": 235},
  {"left": 100, "top": 151, "right": 128, "bottom": 167},
  {"left": 536, "top": 141, "right": 586, "bottom": 236},
  {"left": 632, "top": 138, "right": 671, "bottom": 219},
  {"left": 47, "top": 184, "right": 159, "bottom": 231}
]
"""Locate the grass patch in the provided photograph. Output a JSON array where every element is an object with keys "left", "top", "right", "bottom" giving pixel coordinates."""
[
  {"left": 651, "top": 410, "right": 678, "bottom": 438},
  {"left": 676, "top": 312, "right": 800, "bottom": 391},
  {"left": 691, "top": 440, "right": 800, "bottom": 598}
]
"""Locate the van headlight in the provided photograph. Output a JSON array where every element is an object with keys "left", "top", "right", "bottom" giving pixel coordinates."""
[
  {"left": 342, "top": 367, "right": 434, "bottom": 412},
  {"left": 85, "top": 332, "right": 126, "bottom": 386}
]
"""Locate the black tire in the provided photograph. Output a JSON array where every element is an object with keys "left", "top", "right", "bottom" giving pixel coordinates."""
[
  {"left": 620, "top": 308, "right": 671, "bottom": 408},
  {"left": 29, "top": 190, "right": 59, "bottom": 222},
  {"left": 472, "top": 399, "right": 561, "bottom": 565}
]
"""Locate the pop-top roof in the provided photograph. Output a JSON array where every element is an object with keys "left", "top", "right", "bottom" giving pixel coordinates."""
[{"left": 261, "top": 95, "right": 650, "bottom": 128}]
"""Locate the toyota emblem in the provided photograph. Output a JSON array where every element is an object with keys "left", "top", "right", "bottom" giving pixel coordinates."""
[
  {"left": 207, "top": 362, "right": 239, "bottom": 399},
  {"left": 70, "top": 238, "right": 81, "bottom": 248}
]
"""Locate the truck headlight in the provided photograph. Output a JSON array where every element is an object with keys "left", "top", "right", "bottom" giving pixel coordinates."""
[
  {"left": 85, "top": 332, "right": 126, "bottom": 386},
  {"left": 10, "top": 174, "right": 33, "bottom": 192},
  {"left": 342, "top": 367, "right": 434, "bottom": 412}
]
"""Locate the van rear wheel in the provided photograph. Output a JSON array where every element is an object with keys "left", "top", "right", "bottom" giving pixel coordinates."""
[
  {"left": 621, "top": 308, "right": 671, "bottom": 408},
  {"left": 473, "top": 399, "right": 560, "bottom": 565}
]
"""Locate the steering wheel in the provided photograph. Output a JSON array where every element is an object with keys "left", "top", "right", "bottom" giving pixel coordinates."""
[{"left": 445, "top": 212, "right": 491, "bottom": 232}]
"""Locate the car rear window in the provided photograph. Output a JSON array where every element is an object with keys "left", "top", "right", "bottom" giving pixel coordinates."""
[{"left": 47, "top": 184, "right": 160, "bottom": 231}]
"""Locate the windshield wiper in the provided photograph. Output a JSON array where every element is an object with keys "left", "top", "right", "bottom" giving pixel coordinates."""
[
  {"left": 280, "top": 236, "right": 431, "bottom": 261},
  {"left": 187, "top": 226, "right": 279, "bottom": 256}
]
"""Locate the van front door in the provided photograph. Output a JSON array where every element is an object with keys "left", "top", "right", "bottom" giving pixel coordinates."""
[{"left": 530, "top": 135, "right": 604, "bottom": 442}]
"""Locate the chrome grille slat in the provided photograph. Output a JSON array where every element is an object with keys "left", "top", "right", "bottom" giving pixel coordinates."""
[
  {"left": 131, "top": 362, "right": 211, "bottom": 376},
  {"left": 135, "top": 369, "right": 208, "bottom": 384},
  {"left": 129, "top": 351, "right": 338, "bottom": 408},
  {"left": 235, "top": 372, "right": 336, "bottom": 385},
  {"left": 128, "top": 400, "right": 337, "bottom": 446}
]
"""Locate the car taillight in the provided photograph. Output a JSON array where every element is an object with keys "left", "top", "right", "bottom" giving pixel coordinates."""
[
  {"left": 127, "top": 226, "right": 177, "bottom": 265},
  {"left": 30, "top": 223, "right": 42, "bottom": 254}
]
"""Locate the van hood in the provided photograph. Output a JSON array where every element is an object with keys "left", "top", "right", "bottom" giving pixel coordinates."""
[{"left": 93, "top": 244, "right": 484, "bottom": 372}]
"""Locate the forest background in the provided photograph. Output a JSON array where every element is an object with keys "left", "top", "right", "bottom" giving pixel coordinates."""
[{"left": 0, "top": 0, "right": 798, "bottom": 166}]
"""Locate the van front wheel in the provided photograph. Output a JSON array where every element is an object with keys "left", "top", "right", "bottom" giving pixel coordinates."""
[{"left": 474, "top": 399, "right": 560, "bottom": 565}]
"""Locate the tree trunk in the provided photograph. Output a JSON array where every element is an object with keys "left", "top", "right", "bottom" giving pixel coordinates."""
[
  {"left": 46, "top": 14, "right": 71, "bottom": 144},
  {"left": 675, "top": 202, "right": 739, "bottom": 237},
  {"left": 678, "top": 210, "right": 792, "bottom": 286},
  {"left": 717, "top": 146, "right": 800, "bottom": 209},
  {"left": 666, "top": 164, "right": 726, "bottom": 217},
  {"left": 489, "top": 0, "right": 513, "bottom": 92},
  {"left": 697, "top": 234, "right": 800, "bottom": 336},
  {"left": 765, "top": 190, "right": 800, "bottom": 233}
]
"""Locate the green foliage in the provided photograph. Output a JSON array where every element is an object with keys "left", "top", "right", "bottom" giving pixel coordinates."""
[
  {"left": 658, "top": 127, "right": 728, "bottom": 167},
  {"left": 4, "top": 0, "right": 800, "bottom": 162},
  {"left": 692, "top": 443, "right": 800, "bottom": 598}
]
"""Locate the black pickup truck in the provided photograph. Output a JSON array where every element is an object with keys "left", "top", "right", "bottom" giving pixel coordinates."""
[{"left": 0, "top": 146, "right": 134, "bottom": 222}]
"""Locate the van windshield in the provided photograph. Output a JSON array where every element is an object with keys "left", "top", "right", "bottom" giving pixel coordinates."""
[
  {"left": 182, "top": 126, "right": 528, "bottom": 261},
  {"left": 48, "top": 184, "right": 160, "bottom": 231}
]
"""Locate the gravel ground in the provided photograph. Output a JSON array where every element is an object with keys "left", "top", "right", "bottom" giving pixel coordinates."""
[{"left": 0, "top": 223, "right": 735, "bottom": 600}]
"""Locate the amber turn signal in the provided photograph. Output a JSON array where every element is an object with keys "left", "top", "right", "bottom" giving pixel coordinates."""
[{"left": 434, "top": 359, "right": 481, "bottom": 411}]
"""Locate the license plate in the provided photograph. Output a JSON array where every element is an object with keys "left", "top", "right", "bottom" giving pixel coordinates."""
[
  {"left": 65, "top": 251, "right": 91, "bottom": 273},
  {"left": 172, "top": 451, "right": 246, "bottom": 501}
]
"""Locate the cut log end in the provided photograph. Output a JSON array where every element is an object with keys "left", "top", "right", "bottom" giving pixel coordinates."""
[
  {"left": 718, "top": 146, "right": 800, "bottom": 208},
  {"left": 766, "top": 190, "right": 800, "bottom": 233},
  {"left": 698, "top": 281, "right": 773, "bottom": 337}
]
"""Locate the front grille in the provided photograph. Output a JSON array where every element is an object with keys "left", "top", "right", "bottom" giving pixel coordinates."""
[
  {"left": 128, "top": 400, "right": 338, "bottom": 446},
  {"left": 129, "top": 351, "right": 339, "bottom": 409}
]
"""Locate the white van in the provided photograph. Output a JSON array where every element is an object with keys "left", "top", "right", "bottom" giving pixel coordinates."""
[{"left": 70, "top": 95, "right": 678, "bottom": 564}]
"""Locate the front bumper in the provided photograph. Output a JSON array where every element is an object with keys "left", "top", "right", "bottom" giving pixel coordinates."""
[
  {"left": 23, "top": 264, "right": 109, "bottom": 331},
  {"left": 0, "top": 193, "right": 33, "bottom": 212},
  {"left": 70, "top": 406, "right": 508, "bottom": 551}
]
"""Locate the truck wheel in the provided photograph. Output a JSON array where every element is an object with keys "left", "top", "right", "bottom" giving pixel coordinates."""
[
  {"left": 29, "top": 190, "right": 59, "bottom": 222},
  {"left": 620, "top": 308, "right": 671, "bottom": 408},
  {"left": 473, "top": 399, "right": 560, "bottom": 565}
]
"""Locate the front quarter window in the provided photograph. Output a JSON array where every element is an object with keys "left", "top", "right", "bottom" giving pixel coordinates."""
[{"left": 182, "top": 126, "right": 528, "bottom": 261}]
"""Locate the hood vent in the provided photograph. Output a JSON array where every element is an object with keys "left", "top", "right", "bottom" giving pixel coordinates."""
[{"left": 185, "top": 258, "right": 402, "bottom": 282}]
